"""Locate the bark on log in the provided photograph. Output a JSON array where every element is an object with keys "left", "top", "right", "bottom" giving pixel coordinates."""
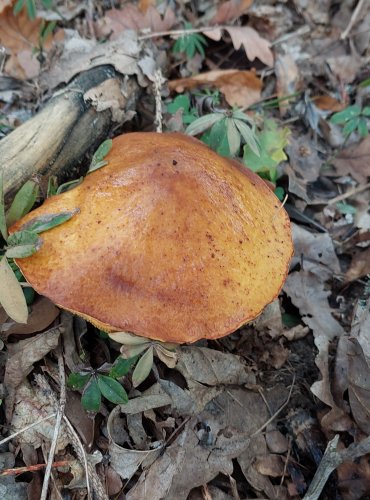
[{"left": 0, "top": 65, "right": 140, "bottom": 202}]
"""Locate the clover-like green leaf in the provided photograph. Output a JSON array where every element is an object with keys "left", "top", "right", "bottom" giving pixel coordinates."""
[
  {"left": 67, "top": 372, "right": 91, "bottom": 390},
  {"left": 132, "top": 347, "right": 154, "bottom": 388},
  {"left": 97, "top": 374, "right": 128, "bottom": 404},
  {"left": 109, "top": 356, "right": 138, "bottom": 379},
  {"left": 81, "top": 377, "right": 101, "bottom": 412}
]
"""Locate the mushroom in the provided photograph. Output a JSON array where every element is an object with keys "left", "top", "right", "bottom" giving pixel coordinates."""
[{"left": 10, "top": 132, "right": 293, "bottom": 343}]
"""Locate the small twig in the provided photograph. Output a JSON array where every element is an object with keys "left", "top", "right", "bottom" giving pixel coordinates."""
[
  {"left": 62, "top": 415, "right": 92, "bottom": 499},
  {"left": 341, "top": 0, "right": 366, "bottom": 39},
  {"left": 303, "top": 434, "right": 370, "bottom": 500},
  {"left": 327, "top": 182, "right": 370, "bottom": 205},
  {"left": 41, "top": 345, "right": 66, "bottom": 500},
  {"left": 251, "top": 374, "right": 296, "bottom": 437},
  {"left": 0, "top": 413, "right": 56, "bottom": 446},
  {"left": 0, "top": 460, "right": 70, "bottom": 476},
  {"left": 153, "top": 69, "right": 165, "bottom": 133}
]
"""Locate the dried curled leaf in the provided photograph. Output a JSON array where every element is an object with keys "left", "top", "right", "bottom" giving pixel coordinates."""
[{"left": 0, "top": 257, "right": 28, "bottom": 324}]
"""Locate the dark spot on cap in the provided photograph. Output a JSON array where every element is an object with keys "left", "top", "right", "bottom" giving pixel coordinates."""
[{"left": 172, "top": 160, "right": 178, "bottom": 166}]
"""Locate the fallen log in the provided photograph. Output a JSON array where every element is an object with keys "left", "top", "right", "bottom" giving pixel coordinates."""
[{"left": 0, "top": 64, "right": 140, "bottom": 202}]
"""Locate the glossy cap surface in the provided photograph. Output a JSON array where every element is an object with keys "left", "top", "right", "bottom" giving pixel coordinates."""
[{"left": 11, "top": 132, "right": 293, "bottom": 343}]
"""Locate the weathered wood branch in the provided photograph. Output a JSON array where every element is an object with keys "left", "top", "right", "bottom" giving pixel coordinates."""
[{"left": 1, "top": 65, "right": 140, "bottom": 201}]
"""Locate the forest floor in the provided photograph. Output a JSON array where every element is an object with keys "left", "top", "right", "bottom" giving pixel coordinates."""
[{"left": 0, "top": 0, "right": 370, "bottom": 498}]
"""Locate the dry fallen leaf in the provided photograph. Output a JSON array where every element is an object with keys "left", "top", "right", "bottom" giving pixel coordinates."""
[
  {"left": 169, "top": 69, "right": 261, "bottom": 108},
  {"left": 205, "top": 26, "right": 274, "bottom": 67},
  {"left": 210, "top": 0, "right": 253, "bottom": 25},
  {"left": 345, "top": 247, "right": 370, "bottom": 283},
  {"left": 313, "top": 95, "right": 346, "bottom": 112},
  {"left": 331, "top": 136, "right": 370, "bottom": 183},
  {"left": 0, "top": 7, "right": 63, "bottom": 79},
  {"left": 11, "top": 380, "right": 69, "bottom": 450},
  {"left": 4, "top": 326, "right": 61, "bottom": 420},
  {"left": 275, "top": 53, "right": 300, "bottom": 115},
  {"left": 98, "top": 4, "right": 176, "bottom": 39},
  {"left": 0, "top": 297, "right": 59, "bottom": 338},
  {"left": 0, "top": 257, "right": 28, "bottom": 324}
]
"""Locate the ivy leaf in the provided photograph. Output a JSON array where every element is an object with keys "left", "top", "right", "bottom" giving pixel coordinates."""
[
  {"left": 109, "top": 356, "right": 138, "bottom": 378},
  {"left": 67, "top": 372, "right": 91, "bottom": 390},
  {"left": 0, "top": 257, "right": 28, "bottom": 324},
  {"left": 20, "top": 209, "right": 79, "bottom": 234},
  {"left": 132, "top": 347, "right": 154, "bottom": 388},
  {"left": 6, "top": 230, "right": 42, "bottom": 258},
  {"left": 97, "top": 375, "right": 128, "bottom": 404},
  {"left": 6, "top": 180, "right": 39, "bottom": 227},
  {"left": 81, "top": 377, "right": 101, "bottom": 412}
]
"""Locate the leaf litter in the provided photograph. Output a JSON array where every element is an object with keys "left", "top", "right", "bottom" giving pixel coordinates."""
[{"left": 0, "top": 0, "right": 370, "bottom": 498}]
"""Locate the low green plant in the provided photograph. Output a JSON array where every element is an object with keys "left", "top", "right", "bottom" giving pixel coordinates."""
[
  {"left": 186, "top": 108, "right": 260, "bottom": 157},
  {"left": 67, "top": 356, "right": 138, "bottom": 412},
  {"left": 243, "top": 119, "right": 290, "bottom": 183},
  {"left": 172, "top": 23, "right": 207, "bottom": 59},
  {"left": 330, "top": 105, "right": 370, "bottom": 138},
  {"left": 13, "top": 0, "right": 53, "bottom": 20}
]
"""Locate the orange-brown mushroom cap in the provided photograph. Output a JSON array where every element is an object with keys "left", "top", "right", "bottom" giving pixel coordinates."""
[{"left": 11, "top": 132, "right": 293, "bottom": 343}]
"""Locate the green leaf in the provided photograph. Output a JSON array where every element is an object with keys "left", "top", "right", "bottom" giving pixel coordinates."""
[
  {"left": 56, "top": 178, "right": 83, "bottom": 194},
  {"left": 357, "top": 117, "right": 369, "bottom": 137},
  {"left": 6, "top": 181, "right": 39, "bottom": 227},
  {"left": 0, "top": 173, "right": 7, "bottom": 241},
  {"left": 362, "top": 106, "right": 370, "bottom": 116},
  {"left": 226, "top": 118, "right": 241, "bottom": 156},
  {"left": 89, "top": 139, "right": 113, "bottom": 173},
  {"left": 109, "top": 356, "right": 138, "bottom": 378},
  {"left": 336, "top": 201, "right": 357, "bottom": 215},
  {"left": 0, "top": 257, "right": 28, "bottom": 324},
  {"left": 47, "top": 176, "right": 58, "bottom": 198},
  {"left": 20, "top": 209, "right": 79, "bottom": 234},
  {"left": 81, "top": 377, "right": 101, "bottom": 412},
  {"left": 39, "top": 20, "right": 56, "bottom": 46},
  {"left": 243, "top": 119, "right": 290, "bottom": 182},
  {"left": 274, "top": 186, "right": 285, "bottom": 201},
  {"left": 234, "top": 119, "right": 260, "bottom": 156},
  {"left": 132, "top": 347, "right": 154, "bottom": 388},
  {"left": 13, "top": 0, "right": 25, "bottom": 16},
  {"left": 67, "top": 372, "right": 91, "bottom": 390},
  {"left": 167, "top": 95, "right": 191, "bottom": 115},
  {"left": 6, "top": 230, "right": 42, "bottom": 258},
  {"left": 231, "top": 109, "right": 254, "bottom": 124},
  {"left": 186, "top": 113, "right": 224, "bottom": 136},
  {"left": 207, "top": 118, "right": 230, "bottom": 156},
  {"left": 25, "top": 0, "right": 37, "bottom": 19},
  {"left": 97, "top": 375, "right": 128, "bottom": 404},
  {"left": 342, "top": 117, "right": 359, "bottom": 136},
  {"left": 330, "top": 105, "right": 361, "bottom": 124}
]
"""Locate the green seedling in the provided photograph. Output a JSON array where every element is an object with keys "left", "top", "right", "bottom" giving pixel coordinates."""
[
  {"left": 243, "top": 119, "right": 290, "bottom": 183},
  {"left": 0, "top": 178, "right": 78, "bottom": 323},
  {"left": 167, "top": 95, "right": 199, "bottom": 125},
  {"left": 330, "top": 105, "right": 370, "bottom": 138},
  {"left": 13, "top": 0, "right": 53, "bottom": 20},
  {"left": 186, "top": 108, "right": 260, "bottom": 157},
  {"left": 172, "top": 23, "right": 207, "bottom": 59},
  {"left": 67, "top": 356, "right": 138, "bottom": 412}
]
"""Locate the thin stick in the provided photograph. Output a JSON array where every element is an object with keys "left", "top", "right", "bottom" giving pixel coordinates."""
[
  {"left": 63, "top": 415, "right": 92, "bottom": 499},
  {"left": 40, "top": 345, "right": 66, "bottom": 500},
  {"left": 0, "top": 413, "right": 56, "bottom": 446},
  {"left": 153, "top": 69, "right": 165, "bottom": 133},
  {"left": 0, "top": 460, "right": 70, "bottom": 476},
  {"left": 251, "top": 374, "right": 296, "bottom": 437},
  {"left": 341, "top": 0, "right": 366, "bottom": 39},
  {"left": 327, "top": 182, "right": 370, "bottom": 205},
  {"left": 303, "top": 435, "right": 370, "bottom": 500}
]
